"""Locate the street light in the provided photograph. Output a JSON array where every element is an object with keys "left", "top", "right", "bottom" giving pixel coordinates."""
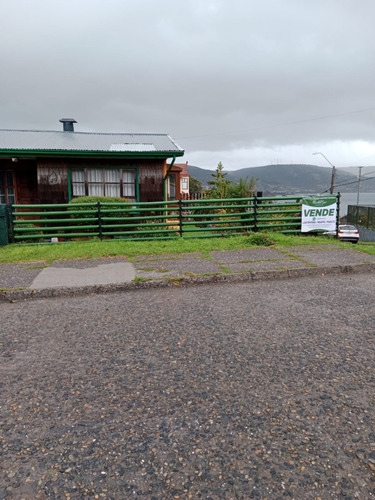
[
  {"left": 356, "top": 167, "right": 362, "bottom": 205},
  {"left": 313, "top": 152, "right": 336, "bottom": 194}
]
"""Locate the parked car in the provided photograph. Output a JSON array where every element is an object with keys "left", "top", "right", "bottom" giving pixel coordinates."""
[{"left": 337, "top": 224, "right": 359, "bottom": 243}]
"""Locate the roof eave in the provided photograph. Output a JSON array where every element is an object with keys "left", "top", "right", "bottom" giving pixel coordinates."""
[{"left": 0, "top": 149, "right": 185, "bottom": 160}]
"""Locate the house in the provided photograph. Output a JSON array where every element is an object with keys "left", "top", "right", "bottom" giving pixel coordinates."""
[
  {"left": 165, "top": 161, "right": 190, "bottom": 200},
  {"left": 0, "top": 119, "right": 184, "bottom": 205}
]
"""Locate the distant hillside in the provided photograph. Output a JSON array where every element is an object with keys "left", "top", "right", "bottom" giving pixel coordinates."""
[
  {"left": 187, "top": 165, "right": 214, "bottom": 186},
  {"left": 340, "top": 166, "right": 375, "bottom": 177},
  {"left": 187, "top": 164, "right": 375, "bottom": 195}
]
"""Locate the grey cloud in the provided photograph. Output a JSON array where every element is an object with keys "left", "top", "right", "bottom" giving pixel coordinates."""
[{"left": 1, "top": 0, "right": 375, "bottom": 167}]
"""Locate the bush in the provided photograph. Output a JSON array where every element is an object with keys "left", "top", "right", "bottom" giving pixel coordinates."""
[
  {"left": 245, "top": 232, "right": 274, "bottom": 246},
  {"left": 135, "top": 220, "right": 177, "bottom": 239},
  {"left": 69, "top": 196, "right": 132, "bottom": 223},
  {"left": 67, "top": 196, "right": 133, "bottom": 238},
  {"left": 70, "top": 195, "right": 131, "bottom": 212},
  {"left": 14, "top": 220, "right": 44, "bottom": 243}
]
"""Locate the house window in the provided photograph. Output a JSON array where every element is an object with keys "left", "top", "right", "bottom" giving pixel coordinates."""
[
  {"left": 0, "top": 170, "right": 16, "bottom": 204},
  {"left": 181, "top": 177, "right": 189, "bottom": 191},
  {"left": 71, "top": 168, "right": 136, "bottom": 201},
  {"left": 167, "top": 174, "right": 176, "bottom": 200}
]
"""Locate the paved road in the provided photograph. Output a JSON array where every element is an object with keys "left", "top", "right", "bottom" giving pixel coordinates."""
[{"left": 1, "top": 274, "right": 375, "bottom": 499}]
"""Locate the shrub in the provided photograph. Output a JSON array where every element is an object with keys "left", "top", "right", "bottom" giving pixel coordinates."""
[
  {"left": 245, "top": 232, "right": 274, "bottom": 246},
  {"left": 69, "top": 195, "right": 131, "bottom": 214},
  {"left": 135, "top": 220, "right": 177, "bottom": 239},
  {"left": 67, "top": 196, "right": 133, "bottom": 238},
  {"left": 14, "top": 220, "right": 44, "bottom": 243},
  {"left": 69, "top": 196, "right": 132, "bottom": 223}
]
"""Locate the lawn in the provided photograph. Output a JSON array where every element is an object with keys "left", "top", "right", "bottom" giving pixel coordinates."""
[{"left": 1, "top": 232, "right": 374, "bottom": 264}]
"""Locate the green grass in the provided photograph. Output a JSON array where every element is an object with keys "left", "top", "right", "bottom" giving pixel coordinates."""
[
  {"left": 0, "top": 287, "right": 26, "bottom": 291},
  {"left": 0, "top": 232, "right": 373, "bottom": 265}
]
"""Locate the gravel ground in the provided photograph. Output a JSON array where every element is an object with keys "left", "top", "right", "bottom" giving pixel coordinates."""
[
  {"left": 0, "top": 263, "right": 47, "bottom": 289},
  {"left": 1, "top": 274, "right": 375, "bottom": 499}
]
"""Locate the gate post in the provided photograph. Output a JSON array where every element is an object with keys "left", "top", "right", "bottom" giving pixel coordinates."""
[
  {"left": 253, "top": 194, "right": 258, "bottom": 232},
  {"left": 0, "top": 205, "right": 9, "bottom": 246},
  {"left": 97, "top": 202, "right": 103, "bottom": 240},
  {"left": 178, "top": 199, "right": 183, "bottom": 237}
]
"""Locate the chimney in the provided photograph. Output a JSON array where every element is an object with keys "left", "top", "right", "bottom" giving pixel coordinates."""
[{"left": 59, "top": 118, "right": 77, "bottom": 132}]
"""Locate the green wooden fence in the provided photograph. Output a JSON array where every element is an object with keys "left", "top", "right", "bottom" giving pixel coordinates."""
[{"left": 6, "top": 195, "right": 313, "bottom": 244}]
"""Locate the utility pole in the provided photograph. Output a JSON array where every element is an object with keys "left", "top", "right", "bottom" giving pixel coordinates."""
[
  {"left": 313, "top": 152, "right": 336, "bottom": 194},
  {"left": 356, "top": 167, "right": 362, "bottom": 205},
  {"left": 329, "top": 164, "right": 336, "bottom": 195}
]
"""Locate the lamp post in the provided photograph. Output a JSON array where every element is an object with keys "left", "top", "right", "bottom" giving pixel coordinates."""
[
  {"left": 313, "top": 152, "right": 336, "bottom": 194},
  {"left": 356, "top": 166, "right": 362, "bottom": 205}
]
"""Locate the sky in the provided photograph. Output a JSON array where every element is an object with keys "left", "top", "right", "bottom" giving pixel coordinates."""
[{"left": 1, "top": 0, "right": 375, "bottom": 171}]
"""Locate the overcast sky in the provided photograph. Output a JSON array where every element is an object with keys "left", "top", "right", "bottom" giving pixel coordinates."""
[{"left": 1, "top": 0, "right": 375, "bottom": 170}]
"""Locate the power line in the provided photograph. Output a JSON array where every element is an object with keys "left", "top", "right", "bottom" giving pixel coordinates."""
[
  {"left": 320, "top": 174, "right": 375, "bottom": 194},
  {"left": 337, "top": 174, "right": 375, "bottom": 188}
]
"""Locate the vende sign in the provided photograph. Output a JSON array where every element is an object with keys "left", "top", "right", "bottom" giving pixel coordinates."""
[{"left": 301, "top": 195, "right": 337, "bottom": 232}]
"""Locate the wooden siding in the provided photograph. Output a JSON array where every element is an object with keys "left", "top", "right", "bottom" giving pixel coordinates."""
[
  {"left": 2, "top": 157, "right": 168, "bottom": 204},
  {"left": 37, "top": 159, "right": 69, "bottom": 204},
  {"left": 138, "top": 163, "right": 164, "bottom": 202}
]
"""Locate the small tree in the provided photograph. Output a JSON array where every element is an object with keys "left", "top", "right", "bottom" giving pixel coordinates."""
[
  {"left": 227, "top": 176, "right": 257, "bottom": 198},
  {"left": 207, "top": 162, "right": 230, "bottom": 199},
  {"left": 189, "top": 176, "right": 203, "bottom": 194}
]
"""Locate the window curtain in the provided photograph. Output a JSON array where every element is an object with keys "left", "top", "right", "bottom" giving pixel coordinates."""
[
  {"left": 71, "top": 168, "right": 136, "bottom": 200},
  {"left": 123, "top": 170, "right": 136, "bottom": 199},
  {"left": 72, "top": 170, "right": 85, "bottom": 197},
  {"left": 105, "top": 170, "right": 120, "bottom": 196},
  {"left": 88, "top": 184, "right": 104, "bottom": 196},
  {"left": 88, "top": 169, "right": 104, "bottom": 196}
]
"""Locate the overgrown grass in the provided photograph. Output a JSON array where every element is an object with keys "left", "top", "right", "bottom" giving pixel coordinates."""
[{"left": 0, "top": 232, "right": 372, "bottom": 264}]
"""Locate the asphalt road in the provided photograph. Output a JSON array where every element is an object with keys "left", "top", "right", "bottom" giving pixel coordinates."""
[{"left": 1, "top": 274, "right": 375, "bottom": 499}]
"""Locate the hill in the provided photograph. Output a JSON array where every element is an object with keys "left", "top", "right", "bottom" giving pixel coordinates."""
[
  {"left": 187, "top": 164, "right": 375, "bottom": 195},
  {"left": 187, "top": 165, "right": 215, "bottom": 186},
  {"left": 339, "top": 166, "right": 375, "bottom": 177}
]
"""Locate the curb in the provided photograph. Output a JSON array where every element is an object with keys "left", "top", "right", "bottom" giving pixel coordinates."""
[{"left": 2, "top": 262, "right": 375, "bottom": 302}]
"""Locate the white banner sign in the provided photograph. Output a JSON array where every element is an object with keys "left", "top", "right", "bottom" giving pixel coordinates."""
[{"left": 301, "top": 195, "right": 337, "bottom": 233}]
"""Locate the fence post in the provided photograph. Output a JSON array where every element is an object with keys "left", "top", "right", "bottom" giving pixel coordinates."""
[
  {"left": 97, "top": 202, "right": 103, "bottom": 240},
  {"left": 253, "top": 194, "right": 258, "bottom": 232},
  {"left": 0, "top": 204, "right": 9, "bottom": 246},
  {"left": 7, "top": 204, "right": 15, "bottom": 243},
  {"left": 336, "top": 193, "right": 340, "bottom": 235},
  {"left": 178, "top": 199, "right": 183, "bottom": 237}
]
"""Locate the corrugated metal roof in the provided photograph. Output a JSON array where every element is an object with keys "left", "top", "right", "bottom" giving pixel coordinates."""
[{"left": 0, "top": 129, "right": 183, "bottom": 154}]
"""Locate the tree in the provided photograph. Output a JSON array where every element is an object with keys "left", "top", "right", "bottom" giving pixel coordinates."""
[
  {"left": 189, "top": 176, "right": 203, "bottom": 194},
  {"left": 227, "top": 176, "right": 257, "bottom": 198},
  {"left": 207, "top": 162, "right": 230, "bottom": 199}
]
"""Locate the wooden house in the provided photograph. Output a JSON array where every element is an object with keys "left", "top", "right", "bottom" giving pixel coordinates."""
[
  {"left": 0, "top": 119, "right": 184, "bottom": 205},
  {"left": 165, "top": 161, "right": 190, "bottom": 200}
]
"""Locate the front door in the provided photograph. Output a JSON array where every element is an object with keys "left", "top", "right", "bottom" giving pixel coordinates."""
[{"left": 0, "top": 169, "right": 16, "bottom": 204}]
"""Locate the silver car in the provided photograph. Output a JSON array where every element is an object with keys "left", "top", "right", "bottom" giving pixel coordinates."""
[{"left": 338, "top": 224, "right": 359, "bottom": 243}]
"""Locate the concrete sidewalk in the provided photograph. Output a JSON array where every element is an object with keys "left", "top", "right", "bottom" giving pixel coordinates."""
[{"left": 1, "top": 244, "right": 375, "bottom": 301}]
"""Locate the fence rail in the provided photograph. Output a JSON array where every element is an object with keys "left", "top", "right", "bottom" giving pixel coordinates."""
[
  {"left": 5, "top": 195, "right": 319, "bottom": 244},
  {"left": 347, "top": 204, "right": 375, "bottom": 231}
]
